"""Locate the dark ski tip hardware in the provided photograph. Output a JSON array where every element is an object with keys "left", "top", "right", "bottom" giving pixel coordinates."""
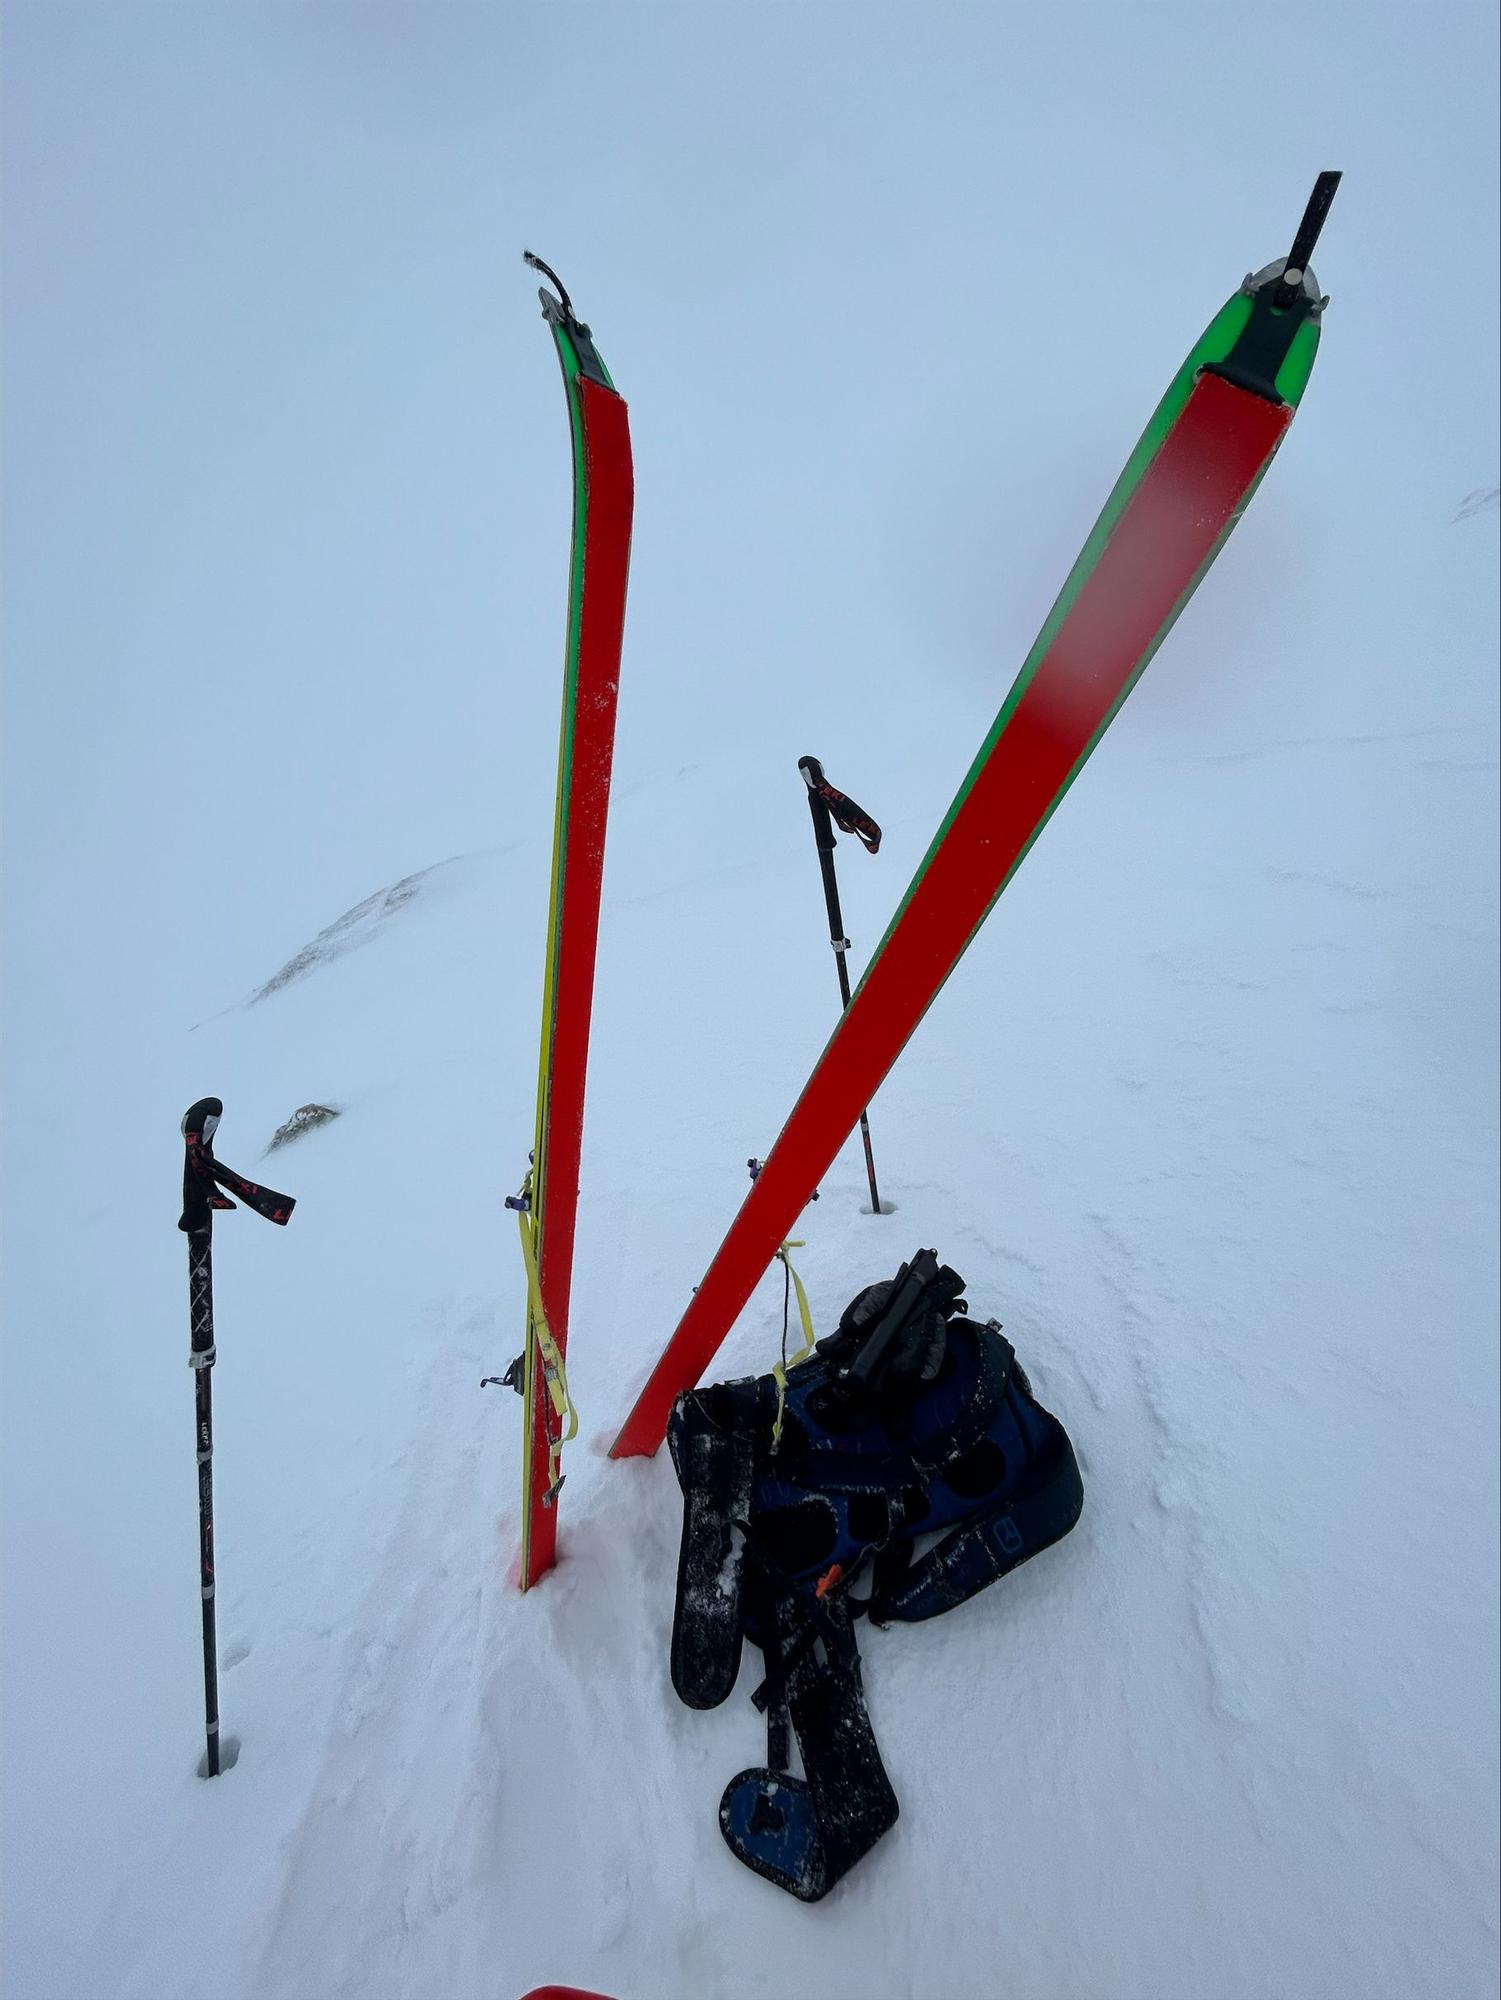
[
  {"left": 1207, "top": 170, "right": 1340, "bottom": 402},
  {"left": 523, "top": 249, "right": 612, "bottom": 389}
]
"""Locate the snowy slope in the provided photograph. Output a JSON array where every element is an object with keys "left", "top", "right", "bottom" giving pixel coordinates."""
[
  {"left": 6, "top": 583, "right": 1497, "bottom": 1999},
  {"left": 3, "top": 7, "right": 1499, "bottom": 2000}
]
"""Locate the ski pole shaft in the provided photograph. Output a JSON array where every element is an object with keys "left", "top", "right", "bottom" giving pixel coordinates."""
[
  {"left": 186, "top": 1222, "right": 221, "bottom": 1776},
  {"left": 798, "top": 758, "right": 882, "bottom": 1214},
  {"left": 178, "top": 1097, "right": 293, "bottom": 1777}
]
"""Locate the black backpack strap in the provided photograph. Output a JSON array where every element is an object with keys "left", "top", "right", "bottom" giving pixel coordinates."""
[
  {"left": 871, "top": 1410, "right": 1084, "bottom": 1625},
  {"left": 744, "top": 1564, "right": 793, "bottom": 1773},
  {"left": 720, "top": 1590, "right": 898, "bottom": 1901}
]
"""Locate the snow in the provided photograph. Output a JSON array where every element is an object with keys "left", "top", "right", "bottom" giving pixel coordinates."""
[{"left": 3, "top": 7, "right": 1498, "bottom": 2000}]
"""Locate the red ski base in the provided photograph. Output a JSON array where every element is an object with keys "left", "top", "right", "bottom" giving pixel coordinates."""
[{"left": 519, "top": 1988, "right": 617, "bottom": 1999}]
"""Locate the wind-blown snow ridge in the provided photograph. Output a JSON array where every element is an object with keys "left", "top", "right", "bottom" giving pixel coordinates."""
[
  {"left": 1452, "top": 487, "right": 1499, "bottom": 522},
  {"left": 252, "top": 864, "right": 447, "bottom": 1002}
]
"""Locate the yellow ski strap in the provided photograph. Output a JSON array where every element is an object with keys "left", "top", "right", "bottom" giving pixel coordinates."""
[
  {"left": 770, "top": 1239, "right": 817, "bottom": 1452},
  {"left": 516, "top": 1202, "right": 578, "bottom": 1504}
]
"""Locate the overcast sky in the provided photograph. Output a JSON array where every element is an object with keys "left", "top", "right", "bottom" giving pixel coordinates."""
[{"left": 3, "top": 0, "right": 1497, "bottom": 1223}]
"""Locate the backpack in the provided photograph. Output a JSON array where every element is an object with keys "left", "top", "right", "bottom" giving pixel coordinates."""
[{"left": 667, "top": 1248, "right": 1084, "bottom": 1900}]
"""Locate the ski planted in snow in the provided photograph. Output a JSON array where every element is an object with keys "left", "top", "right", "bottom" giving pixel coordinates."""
[
  {"left": 613, "top": 175, "right": 1340, "bottom": 1458},
  {"left": 511, "top": 255, "right": 634, "bottom": 1586}
]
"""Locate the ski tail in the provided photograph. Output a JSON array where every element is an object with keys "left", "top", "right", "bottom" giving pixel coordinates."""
[
  {"left": 611, "top": 180, "right": 1335, "bottom": 1460},
  {"left": 518, "top": 262, "right": 634, "bottom": 1586}
]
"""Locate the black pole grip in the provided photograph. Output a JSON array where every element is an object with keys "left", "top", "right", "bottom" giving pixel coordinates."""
[
  {"left": 799, "top": 756, "right": 881, "bottom": 856},
  {"left": 180, "top": 1099, "right": 295, "bottom": 1234},
  {"left": 182, "top": 1097, "right": 224, "bottom": 1143}
]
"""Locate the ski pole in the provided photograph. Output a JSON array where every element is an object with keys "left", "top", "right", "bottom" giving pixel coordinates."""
[
  {"left": 797, "top": 756, "right": 884, "bottom": 1214},
  {"left": 178, "top": 1097, "right": 294, "bottom": 1777}
]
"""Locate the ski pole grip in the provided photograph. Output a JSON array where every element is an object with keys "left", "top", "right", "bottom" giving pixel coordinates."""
[
  {"left": 799, "top": 755, "right": 881, "bottom": 856},
  {"left": 180, "top": 1098, "right": 224, "bottom": 1236},
  {"left": 179, "top": 1099, "right": 296, "bottom": 1231},
  {"left": 799, "top": 756, "right": 837, "bottom": 851},
  {"left": 182, "top": 1097, "right": 224, "bottom": 1147}
]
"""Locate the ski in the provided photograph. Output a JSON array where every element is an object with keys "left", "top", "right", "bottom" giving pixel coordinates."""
[
  {"left": 514, "top": 256, "right": 634, "bottom": 1584},
  {"left": 613, "top": 176, "right": 1339, "bottom": 1459}
]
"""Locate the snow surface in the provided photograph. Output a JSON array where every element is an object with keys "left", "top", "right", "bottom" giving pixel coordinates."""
[{"left": 3, "top": 8, "right": 1498, "bottom": 2000}]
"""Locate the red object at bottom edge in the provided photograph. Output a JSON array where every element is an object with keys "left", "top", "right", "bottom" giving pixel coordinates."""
[{"left": 519, "top": 1987, "right": 617, "bottom": 2000}]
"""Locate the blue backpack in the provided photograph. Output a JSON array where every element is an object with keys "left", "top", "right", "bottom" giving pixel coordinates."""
[{"left": 668, "top": 1248, "right": 1084, "bottom": 1901}]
